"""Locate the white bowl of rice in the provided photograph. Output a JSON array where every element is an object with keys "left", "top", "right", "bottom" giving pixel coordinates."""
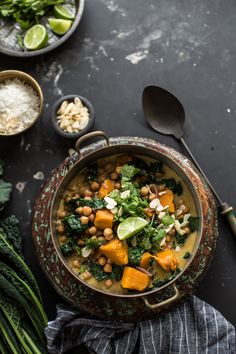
[{"left": 0, "top": 70, "right": 43, "bottom": 136}]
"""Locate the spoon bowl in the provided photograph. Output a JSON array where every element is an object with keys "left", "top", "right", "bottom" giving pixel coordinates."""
[{"left": 142, "top": 85, "right": 185, "bottom": 139}]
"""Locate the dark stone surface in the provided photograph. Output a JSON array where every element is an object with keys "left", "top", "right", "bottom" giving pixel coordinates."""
[{"left": 0, "top": 0, "right": 236, "bottom": 330}]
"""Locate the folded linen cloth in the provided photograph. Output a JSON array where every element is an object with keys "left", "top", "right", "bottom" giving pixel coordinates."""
[{"left": 45, "top": 296, "right": 235, "bottom": 354}]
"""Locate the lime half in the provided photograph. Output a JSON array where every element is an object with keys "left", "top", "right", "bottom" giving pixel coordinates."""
[
  {"left": 117, "top": 217, "right": 148, "bottom": 240},
  {"left": 54, "top": 4, "right": 75, "bottom": 20},
  {"left": 48, "top": 18, "right": 72, "bottom": 35},
  {"left": 24, "top": 24, "right": 48, "bottom": 50}
]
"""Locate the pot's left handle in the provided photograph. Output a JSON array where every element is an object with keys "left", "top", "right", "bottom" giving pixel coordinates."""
[
  {"left": 142, "top": 283, "right": 180, "bottom": 309},
  {"left": 75, "top": 131, "right": 110, "bottom": 158}
]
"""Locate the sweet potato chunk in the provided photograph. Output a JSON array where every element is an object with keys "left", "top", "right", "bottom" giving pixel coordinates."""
[
  {"left": 140, "top": 252, "right": 153, "bottom": 269},
  {"left": 99, "top": 239, "right": 128, "bottom": 265},
  {"left": 155, "top": 249, "right": 178, "bottom": 272},
  {"left": 159, "top": 190, "right": 175, "bottom": 213},
  {"left": 98, "top": 179, "right": 114, "bottom": 198},
  {"left": 121, "top": 267, "right": 150, "bottom": 291},
  {"left": 94, "top": 209, "right": 114, "bottom": 229}
]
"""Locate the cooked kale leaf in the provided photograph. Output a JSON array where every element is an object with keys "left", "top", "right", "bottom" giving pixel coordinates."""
[
  {"left": 175, "top": 232, "right": 186, "bottom": 245},
  {"left": 87, "top": 164, "right": 98, "bottom": 182},
  {"left": 159, "top": 178, "right": 183, "bottom": 196},
  {"left": 110, "top": 265, "right": 124, "bottom": 281},
  {"left": 188, "top": 216, "right": 200, "bottom": 232},
  {"left": 67, "top": 197, "right": 106, "bottom": 210},
  {"left": 152, "top": 268, "right": 180, "bottom": 288},
  {"left": 85, "top": 238, "right": 105, "bottom": 249},
  {"left": 60, "top": 239, "right": 81, "bottom": 257},
  {"left": 62, "top": 215, "right": 87, "bottom": 235},
  {"left": 89, "top": 261, "right": 110, "bottom": 281}
]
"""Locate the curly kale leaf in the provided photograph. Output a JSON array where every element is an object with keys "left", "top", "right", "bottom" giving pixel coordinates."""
[
  {"left": 0, "top": 215, "right": 22, "bottom": 257},
  {"left": 0, "top": 179, "right": 12, "bottom": 212},
  {"left": 61, "top": 239, "right": 81, "bottom": 257}
]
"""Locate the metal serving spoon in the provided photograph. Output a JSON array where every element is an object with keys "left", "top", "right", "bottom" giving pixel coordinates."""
[{"left": 142, "top": 85, "right": 236, "bottom": 237}]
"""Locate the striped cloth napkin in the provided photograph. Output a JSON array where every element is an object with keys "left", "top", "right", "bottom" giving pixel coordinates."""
[{"left": 45, "top": 296, "right": 235, "bottom": 354}]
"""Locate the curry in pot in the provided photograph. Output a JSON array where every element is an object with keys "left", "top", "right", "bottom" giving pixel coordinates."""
[{"left": 55, "top": 154, "right": 199, "bottom": 294}]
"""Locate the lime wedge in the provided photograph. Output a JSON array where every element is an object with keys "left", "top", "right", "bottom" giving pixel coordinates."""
[
  {"left": 48, "top": 18, "right": 72, "bottom": 35},
  {"left": 117, "top": 217, "right": 148, "bottom": 240},
  {"left": 24, "top": 24, "right": 48, "bottom": 51},
  {"left": 54, "top": 4, "right": 75, "bottom": 20}
]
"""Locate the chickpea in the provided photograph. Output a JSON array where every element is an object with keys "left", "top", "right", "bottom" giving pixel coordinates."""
[
  {"left": 183, "top": 206, "right": 189, "bottom": 214},
  {"left": 168, "top": 228, "right": 176, "bottom": 237},
  {"left": 65, "top": 196, "right": 72, "bottom": 203},
  {"left": 57, "top": 210, "right": 66, "bottom": 218},
  {"left": 83, "top": 190, "right": 93, "bottom": 197},
  {"left": 89, "top": 226, "right": 97, "bottom": 235},
  {"left": 91, "top": 235, "right": 98, "bottom": 240},
  {"left": 103, "top": 228, "right": 112, "bottom": 237},
  {"left": 56, "top": 224, "right": 65, "bottom": 233},
  {"left": 178, "top": 199, "right": 184, "bottom": 206},
  {"left": 98, "top": 256, "right": 107, "bottom": 266},
  {"left": 82, "top": 206, "right": 92, "bottom": 216},
  {"left": 59, "top": 235, "right": 68, "bottom": 243},
  {"left": 77, "top": 239, "right": 85, "bottom": 246},
  {"left": 98, "top": 236, "right": 106, "bottom": 242},
  {"left": 103, "top": 263, "right": 112, "bottom": 273},
  {"left": 84, "top": 196, "right": 92, "bottom": 200},
  {"left": 183, "top": 226, "right": 191, "bottom": 234},
  {"left": 105, "top": 234, "right": 114, "bottom": 241},
  {"left": 83, "top": 271, "right": 92, "bottom": 280},
  {"left": 105, "top": 279, "right": 113, "bottom": 288},
  {"left": 114, "top": 182, "right": 121, "bottom": 189},
  {"left": 90, "top": 181, "right": 100, "bottom": 191},
  {"left": 165, "top": 235, "right": 171, "bottom": 243},
  {"left": 110, "top": 172, "right": 119, "bottom": 181},
  {"left": 115, "top": 166, "right": 122, "bottom": 174},
  {"left": 72, "top": 260, "right": 80, "bottom": 268},
  {"left": 149, "top": 194, "right": 157, "bottom": 201},
  {"left": 80, "top": 216, "right": 89, "bottom": 225},
  {"left": 85, "top": 228, "right": 91, "bottom": 235},
  {"left": 158, "top": 184, "right": 166, "bottom": 191},
  {"left": 155, "top": 172, "right": 164, "bottom": 178},
  {"left": 98, "top": 175, "right": 106, "bottom": 183},
  {"left": 75, "top": 207, "right": 83, "bottom": 214},
  {"left": 105, "top": 163, "right": 113, "bottom": 172},
  {"left": 140, "top": 186, "right": 149, "bottom": 196},
  {"left": 89, "top": 214, "right": 95, "bottom": 222}
]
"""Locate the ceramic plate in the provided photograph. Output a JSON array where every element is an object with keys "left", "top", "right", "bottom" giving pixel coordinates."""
[{"left": 0, "top": 0, "right": 84, "bottom": 57}]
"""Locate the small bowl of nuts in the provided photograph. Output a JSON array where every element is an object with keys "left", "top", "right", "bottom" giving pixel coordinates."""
[{"left": 52, "top": 95, "right": 95, "bottom": 139}]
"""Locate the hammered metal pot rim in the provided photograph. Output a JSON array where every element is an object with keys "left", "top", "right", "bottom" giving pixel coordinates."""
[{"left": 50, "top": 138, "right": 205, "bottom": 300}]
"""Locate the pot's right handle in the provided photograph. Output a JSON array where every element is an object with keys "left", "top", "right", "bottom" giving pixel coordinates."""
[
  {"left": 75, "top": 131, "right": 110, "bottom": 158},
  {"left": 143, "top": 283, "right": 180, "bottom": 309}
]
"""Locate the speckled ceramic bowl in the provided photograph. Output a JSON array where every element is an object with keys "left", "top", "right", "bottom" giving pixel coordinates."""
[
  {"left": 51, "top": 94, "right": 95, "bottom": 139},
  {"left": 0, "top": 70, "right": 43, "bottom": 136},
  {"left": 49, "top": 131, "right": 217, "bottom": 311}
]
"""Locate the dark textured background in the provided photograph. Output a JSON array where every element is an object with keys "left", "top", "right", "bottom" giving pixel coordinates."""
[{"left": 0, "top": 0, "right": 236, "bottom": 331}]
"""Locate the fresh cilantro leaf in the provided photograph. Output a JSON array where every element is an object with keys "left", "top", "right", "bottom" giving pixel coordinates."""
[{"left": 121, "top": 165, "right": 140, "bottom": 181}]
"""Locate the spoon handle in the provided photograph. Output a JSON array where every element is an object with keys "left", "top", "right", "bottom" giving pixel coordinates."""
[
  {"left": 180, "top": 137, "right": 222, "bottom": 204},
  {"left": 180, "top": 138, "right": 236, "bottom": 236},
  {"left": 221, "top": 203, "right": 236, "bottom": 237}
]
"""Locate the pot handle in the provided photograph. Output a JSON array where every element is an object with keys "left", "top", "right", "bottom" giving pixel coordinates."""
[
  {"left": 75, "top": 131, "right": 110, "bottom": 157},
  {"left": 142, "top": 283, "right": 179, "bottom": 309}
]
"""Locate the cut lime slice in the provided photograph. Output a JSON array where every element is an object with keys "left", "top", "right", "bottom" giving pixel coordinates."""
[
  {"left": 48, "top": 18, "right": 72, "bottom": 35},
  {"left": 24, "top": 24, "right": 48, "bottom": 51},
  {"left": 117, "top": 217, "right": 148, "bottom": 240},
  {"left": 54, "top": 4, "right": 75, "bottom": 20}
]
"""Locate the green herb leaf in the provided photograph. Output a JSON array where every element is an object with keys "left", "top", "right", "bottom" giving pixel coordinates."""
[
  {"left": 121, "top": 164, "right": 140, "bottom": 181},
  {"left": 89, "top": 261, "right": 110, "bottom": 281},
  {"left": 85, "top": 238, "right": 105, "bottom": 249},
  {"left": 67, "top": 197, "right": 106, "bottom": 210},
  {"left": 175, "top": 232, "right": 186, "bottom": 245},
  {"left": 128, "top": 247, "right": 143, "bottom": 266},
  {"left": 0, "top": 179, "right": 12, "bottom": 211},
  {"left": 110, "top": 265, "right": 124, "bottom": 281}
]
